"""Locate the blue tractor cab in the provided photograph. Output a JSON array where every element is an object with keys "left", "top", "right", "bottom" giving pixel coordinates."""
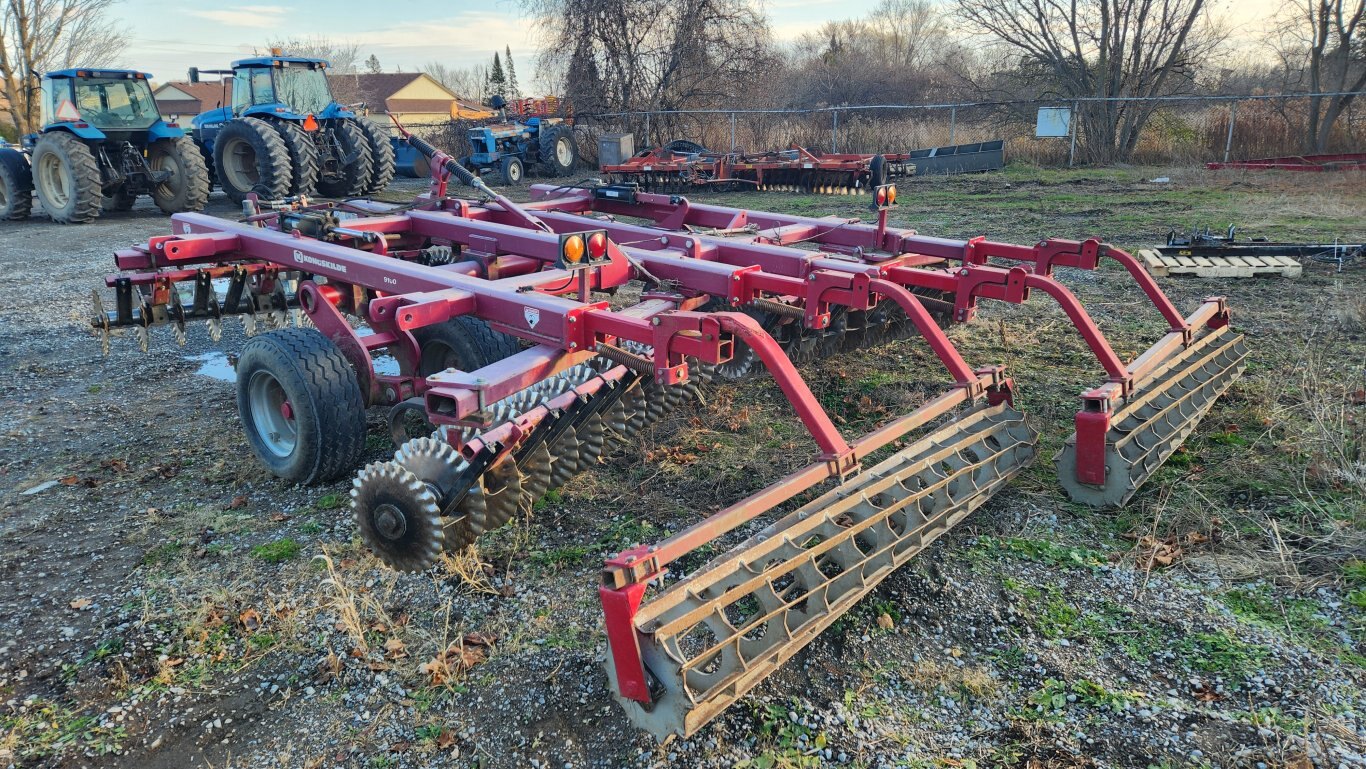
[
  {"left": 0, "top": 69, "right": 209, "bottom": 223},
  {"left": 189, "top": 53, "right": 394, "bottom": 202}
]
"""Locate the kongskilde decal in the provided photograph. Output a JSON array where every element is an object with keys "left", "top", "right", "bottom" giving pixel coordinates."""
[
  {"left": 293, "top": 249, "right": 347, "bottom": 273},
  {"left": 523, "top": 307, "right": 540, "bottom": 329}
]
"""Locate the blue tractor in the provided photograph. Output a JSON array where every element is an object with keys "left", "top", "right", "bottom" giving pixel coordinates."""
[
  {"left": 463, "top": 95, "right": 578, "bottom": 184},
  {"left": 189, "top": 53, "right": 394, "bottom": 203},
  {"left": 0, "top": 69, "right": 209, "bottom": 223}
]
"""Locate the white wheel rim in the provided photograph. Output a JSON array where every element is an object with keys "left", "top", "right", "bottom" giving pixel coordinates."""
[
  {"left": 248, "top": 370, "right": 297, "bottom": 458},
  {"left": 152, "top": 151, "right": 182, "bottom": 199},
  {"left": 38, "top": 152, "right": 70, "bottom": 208},
  {"left": 223, "top": 137, "right": 260, "bottom": 189},
  {"left": 556, "top": 137, "right": 573, "bottom": 165}
]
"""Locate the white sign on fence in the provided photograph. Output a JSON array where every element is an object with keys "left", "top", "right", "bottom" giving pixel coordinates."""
[{"left": 1036, "top": 107, "right": 1072, "bottom": 138}]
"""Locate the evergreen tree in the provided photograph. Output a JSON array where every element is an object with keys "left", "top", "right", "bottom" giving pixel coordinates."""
[
  {"left": 488, "top": 52, "right": 507, "bottom": 99},
  {"left": 365, "top": 54, "right": 381, "bottom": 74},
  {"left": 504, "top": 46, "right": 520, "bottom": 99}
]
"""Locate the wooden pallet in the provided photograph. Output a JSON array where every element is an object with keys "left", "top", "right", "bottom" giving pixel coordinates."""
[{"left": 1138, "top": 249, "right": 1303, "bottom": 278}]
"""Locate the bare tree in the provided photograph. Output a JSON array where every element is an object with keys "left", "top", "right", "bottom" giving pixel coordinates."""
[
  {"left": 0, "top": 0, "right": 126, "bottom": 134},
  {"left": 955, "top": 0, "right": 1222, "bottom": 162},
  {"left": 522, "top": 0, "right": 776, "bottom": 143},
  {"left": 421, "top": 61, "right": 487, "bottom": 101},
  {"left": 262, "top": 36, "right": 362, "bottom": 74},
  {"left": 1272, "top": 0, "right": 1365, "bottom": 151}
]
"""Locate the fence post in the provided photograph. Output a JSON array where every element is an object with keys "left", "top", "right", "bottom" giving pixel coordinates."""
[
  {"left": 1223, "top": 101, "right": 1238, "bottom": 163},
  {"left": 730, "top": 112, "right": 736, "bottom": 151},
  {"left": 645, "top": 112, "right": 650, "bottom": 148},
  {"left": 1068, "top": 101, "right": 1079, "bottom": 167},
  {"left": 832, "top": 111, "right": 838, "bottom": 153},
  {"left": 949, "top": 106, "right": 956, "bottom": 145}
]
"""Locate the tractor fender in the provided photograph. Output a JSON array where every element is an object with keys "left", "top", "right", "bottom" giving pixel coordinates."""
[
  {"left": 42, "top": 122, "right": 106, "bottom": 142},
  {"left": 147, "top": 121, "right": 186, "bottom": 141},
  {"left": 319, "top": 103, "right": 354, "bottom": 120},
  {"left": 0, "top": 144, "right": 29, "bottom": 166}
]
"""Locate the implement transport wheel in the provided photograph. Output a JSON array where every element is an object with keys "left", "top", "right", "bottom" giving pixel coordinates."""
[
  {"left": 148, "top": 136, "right": 210, "bottom": 213},
  {"left": 498, "top": 156, "right": 524, "bottom": 186},
  {"left": 0, "top": 148, "right": 33, "bottom": 220},
  {"left": 273, "top": 121, "right": 320, "bottom": 197},
  {"left": 869, "top": 154, "right": 888, "bottom": 188},
  {"left": 538, "top": 124, "right": 577, "bottom": 176},
  {"left": 214, "top": 117, "right": 292, "bottom": 204},
  {"left": 236, "top": 328, "right": 367, "bottom": 484},
  {"left": 413, "top": 317, "right": 521, "bottom": 377},
  {"left": 355, "top": 119, "right": 396, "bottom": 194},
  {"left": 31, "top": 132, "right": 103, "bottom": 223},
  {"left": 316, "top": 118, "right": 374, "bottom": 198}
]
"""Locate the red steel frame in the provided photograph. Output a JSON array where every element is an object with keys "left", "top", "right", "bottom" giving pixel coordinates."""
[
  {"left": 601, "top": 144, "right": 914, "bottom": 189},
  {"left": 102, "top": 172, "right": 1226, "bottom": 711},
  {"left": 522, "top": 184, "right": 1231, "bottom": 488},
  {"left": 1206, "top": 152, "right": 1366, "bottom": 172}
]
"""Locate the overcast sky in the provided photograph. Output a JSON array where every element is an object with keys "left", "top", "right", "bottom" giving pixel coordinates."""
[{"left": 125, "top": 0, "right": 1285, "bottom": 90}]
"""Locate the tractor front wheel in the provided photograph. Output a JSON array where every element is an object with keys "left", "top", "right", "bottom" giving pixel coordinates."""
[
  {"left": 538, "top": 124, "right": 577, "bottom": 176},
  {"left": 149, "top": 136, "right": 210, "bottom": 214},
  {"left": 0, "top": 148, "right": 33, "bottom": 220},
  {"left": 497, "top": 156, "right": 524, "bottom": 186},
  {"left": 355, "top": 119, "right": 395, "bottom": 195},
  {"left": 214, "top": 117, "right": 292, "bottom": 204},
  {"left": 31, "top": 132, "right": 103, "bottom": 223},
  {"left": 236, "top": 328, "right": 367, "bottom": 484},
  {"left": 316, "top": 118, "right": 373, "bottom": 198}
]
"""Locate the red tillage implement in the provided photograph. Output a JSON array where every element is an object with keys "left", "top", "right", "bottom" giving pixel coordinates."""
[
  {"left": 601, "top": 143, "right": 914, "bottom": 194},
  {"left": 93, "top": 127, "right": 1246, "bottom": 738}
]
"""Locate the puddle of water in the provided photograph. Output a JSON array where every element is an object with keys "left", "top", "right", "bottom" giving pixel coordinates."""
[{"left": 188, "top": 351, "right": 238, "bottom": 382}]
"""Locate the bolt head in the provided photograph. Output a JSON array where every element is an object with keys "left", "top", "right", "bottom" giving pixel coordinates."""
[
  {"left": 568, "top": 316, "right": 576, "bottom": 323},
  {"left": 569, "top": 342, "right": 577, "bottom": 349}
]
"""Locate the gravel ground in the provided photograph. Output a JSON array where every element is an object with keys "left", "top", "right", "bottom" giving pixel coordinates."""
[{"left": 0, "top": 171, "right": 1363, "bottom": 768}]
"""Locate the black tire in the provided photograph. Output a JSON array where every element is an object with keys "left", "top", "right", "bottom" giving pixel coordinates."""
[
  {"left": 194, "top": 135, "right": 217, "bottom": 187},
  {"left": 213, "top": 117, "right": 292, "bottom": 204},
  {"left": 316, "top": 118, "right": 373, "bottom": 198},
  {"left": 31, "top": 132, "right": 103, "bottom": 223},
  {"left": 148, "top": 136, "right": 210, "bottom": 214},
  {"left": 272, "top": 121, "right": 320, "bottom": 197},
  {"left": 413, "top": 317, "right": 521, "bottom": 377},
  {"left": 664, "top": 139, "right": 707, "bottom": 154},
  {"left": 869, "top": 154, "right": 889, "bottom": 188},
  {"left": 497, "top": 155, "right": 524, "bottom": 186},
  {"left": 103, "top": 187, "right": 136, "bottom": 212},
  {"left": 537, "top": 124, "right": 577, "bottom": 176},
  {"left": 0, "top": 149, "right": 33, "bottom": 220},
  {"left": 236, "top": 328, "right": 367, "bottom": 484},
  {"left": 354, "top": 119, "right": 395, "bottom": 194}
]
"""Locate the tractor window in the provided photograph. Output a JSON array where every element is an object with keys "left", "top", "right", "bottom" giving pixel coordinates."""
[
  {"left": 273, "top": 64, "right": 332, "bottom": 114},
  {"left": 73, "top": 77, "right": 159, "bottom": 130},
  {"left": 248, "top": 68, "right": 275, "bottom": 105}
]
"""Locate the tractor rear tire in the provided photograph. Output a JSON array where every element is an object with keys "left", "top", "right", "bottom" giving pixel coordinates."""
[
  {"left": 316, "top": 118, "right": 373, "bottom": 198},
  {"left": 214, "top": 117, "right": 292, "bottom": 204},
  {"left": 273, "top": 121, "right": 320, "bottom": 197},
  {"left": 0, "top": 148, "right": 34, "bottom": 220},
  {"left": 149, "top": 136, "right": 210, "bottom": 214},
  {"left": 103, "top": 187, "right": 136, "bottom": 212},
  {"left": 355, "top": 119, "right": 395, "bottom": 194},
  {"left": 236, "top": 328, "right": 367, "bottom": 485},
  {"left": 413, "top": 317, "right": 522, "bottom": 377},
  {"left": 31, "top": 132, "right": 103, "bottom": 223},
  {"left": 538, "top": 124, "right": 577, "bottom": 176}
]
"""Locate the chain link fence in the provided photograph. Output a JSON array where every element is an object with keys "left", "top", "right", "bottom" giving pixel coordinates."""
[{"left": 391, "top": 92, "right": 1363, "bottom": 170}]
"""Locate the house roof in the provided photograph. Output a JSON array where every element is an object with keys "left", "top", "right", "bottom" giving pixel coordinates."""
[
  {"left": 153, "top": 81, "right": 230, "bottom": 114},
  {"left": 327, "top": 73, "right": 482, "bottom": 119}
]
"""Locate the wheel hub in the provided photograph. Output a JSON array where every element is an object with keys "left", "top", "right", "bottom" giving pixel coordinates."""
[{"left": 373, "top": 503, "right": 407, "bottom": 539}]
